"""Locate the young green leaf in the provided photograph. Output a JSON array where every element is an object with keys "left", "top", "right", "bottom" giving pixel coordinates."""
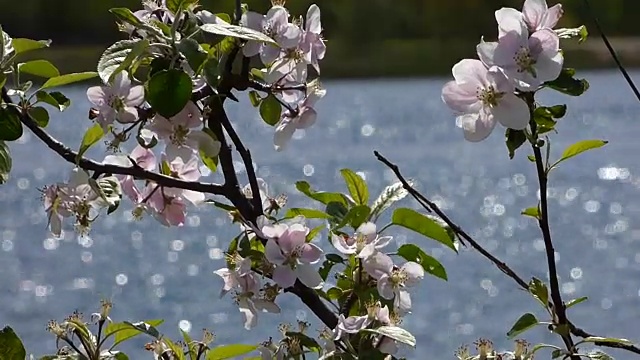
[
  {"left": 200, "top": 149, "right": 219, "bottom": 173},
  {"left": 362, "top": 326, "right": 416, "bottom": 347},
  {"left": 76, "top": 123, "right": 104, "bottom": 163},
  {"left": 397, "top": 244, "right": 447, "bottom": 280},
  {"left": 545, "top": 67, "right": 589, "bottom": 96},
  {"left": 392, "top": 208, "right": 456, "bottom": 252},
  {"left": 0, "top": 326, "right": 26, "bottom": 360},
  {"left": 0, "top": 141, "right": 11, "bottom": 184},
  {"left": 98, "top": 39, "right": 141, "bottom": 84},
  {"left": 295, "top": 181, "right": 349, "bottom": 206},
  {"left": 201, "top": 23, "right": 277, "bottom": 44},
  {"left": 580, "top": 337, "right": 633, "bottom": 345},
  {"left": 259, "top": 94, "right": 282, "bottom": 126},
  {"left": 11, "top": 38, "right": 51, "bottom": 54},
  {"left": 18, "top": 59, "right": 59, "bottom": 78},
  {"left": 28, "top": 106, "right": 49, "bottom": 127},
  {"left": 341, "top": 204, "right": 371, "bottom": 229},
  {"left": 108, "top": 38, "right": 149, "bottom": 83},
  {"left": 178, "top": 38, "right": 208, "bottom": 74},
  {"left": 284, "top": 208, "right": 331, "bottom": 219},
  {"left": 340, "top": 168, "right": 369, "bottom": 205},
  {"left": 555, "top": 139, "right": 608, "bottom": 166},
  {"left": 0, "top": 107, "right": 23, "bottom": 141},
  {"left": 506, "top": 128, "right": 526, "bottom": 159},
  {"left": 306, "top": 225, "right": 323, "bottom": 242},
  {"left": 145, "top": 69, "right": 192, "bottom": 118},
  {"left": 248, "top": 90, "right": 262, "bottom": 107},
  {"left": 521, "top": 206, "right": 540, "bottom": 219},
  {"left": 565, "top": 296, "right": 588, "bottom": 309},
  {"left": 36, "top": 90, "right": 71, "bottom": 111},
  {"left": 506, "top": 313, "right": 538, "bottom": 338},
  {"left": 206, "top": 344, "right": 258, "bottom": 360},
  {"left": 104, "top": 320, "right": 164, "bottom": 348},
  {"left": 109, "top": 7, "right": 145, "bottom": 27},
  {"left": 40, "top": 72, "right": 98, "bottom": 90},
  {"left": 528, "top": 277, "right": 549, "bottom": 307}
]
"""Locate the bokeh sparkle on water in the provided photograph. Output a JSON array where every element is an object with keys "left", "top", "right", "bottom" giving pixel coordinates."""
[{"left": 1, "top": 71, "right": 640, "bottom": 358}]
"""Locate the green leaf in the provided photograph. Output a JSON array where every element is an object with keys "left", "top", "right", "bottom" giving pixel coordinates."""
[
  {"left": 566, "top": 296, "right": 588, "bottom": 309},
  {"left": 110, "top": 7, "right": 146, "bottom": 28},
  {"left": 114, "top": 353, "right": 130, "bottom": 360},
  {"left": 326, "top": 287, "right": 343, "bottom": 300},
  {"left": 0, "top": 326, "right": 26, "bottom": 360},
  {"left": 319, "top": 253, "right": 343, "bottom": 281},
  {"left": 104, "top": 320, "right": 164, "bottom": 348},
  {"left": 181, "top": 329, "right": 197, "bottom": 360},
  {"left": 528, "top": 277, "right": 549, "bottom": 307},
  {"left": 521, "top": 206, "right": 540, "bottom": 220},
  {"left": 201, "top": 57, "right": 220, "bottom": 88},
  {"left": 248, "top": 91, "right": 262, "bottom": 107},
  {"left": 28, "top": 106, "right": 49, "bottom": 127},
  {"left": 98, "top": 39, "right": 141, "bottom": 84},
  {"left": 201, "top": 23, "right": 277, "bottom": 44},
  {"left": 285, "top": 208, "right": 331, "bottom": 219},
  {"left": 392, "top": 208, "right": 456, "bottom": 252},
  {"left": 362, "top": 326, "right": 416, "bottom": 347},
  {"left": 76, "top": 123, "right": 104, "bottom": 163},
  {"left": 556, "top": 25, "right": 589, "bottom": 43},
  {"left": 370, "top": 180, "right": 411, "bottom": 222},
  {"left": 12, "top": 38, "right": 51, "bottom": 54},
  {"left": 545, "top": 67, "right": 589, "bottom": 96},
  {"left": 326, "top": 201, "right": 349, "bottom": 224},
  {"left": 340, "top": 168, "right": 369, "bottom": 206},
  {"left": 581, "top": 336, "right": 633, "bottom": 345},
  {"left": 0, "top": 141, "right": 11, "bottom": 184},
  {"left": 295, "top": 181, "right": 349, "bottom": 206},
  {"left": 506, "top": 313, "right": 538, "bottom": 338},
  {"left": 259, "top": 94, "right": 281, "bottom": 126},
  {"left": 555, "top": 139, "right": 608, "bottom": 166},
  {"left": 397, "top": 244, "right": 447, "bottom": 280},
  {"left": 341, "top": 204, "right": 371, "bottom": 229},
  {"left": 200, "top": 149, "right": 218, "bottom": 173},
  {"left": 145, "top": 69, "right": 192, "bottom": 118},
  {"left": 206, "top": 344, "right": 258, "bottom": 360},
  {"left": 108, "top": 38, "right": 149, "bottom": 84},
  {"left": 18, "top": 59, "right": 59, "bottom": 78},
  {"left": 36, "top": 90, "right": 70, "bottom": 111},
  {"left": 178, "top": 38, "right": 208, "bottom": 74},
  {"left": 41, "top": 72, "right": 98, "bottom": 90},
  {"left": 506, "top": 128, "right": 526, "bottom": 159},
  {"left": 167, "top": 0, "right": 198, "bottom": 14},
  {"left": 0, "top": 107, "right": 23, "bottom": 141},
  {"left": 306, "top": 225, "right": 323, "bottom": 242}
]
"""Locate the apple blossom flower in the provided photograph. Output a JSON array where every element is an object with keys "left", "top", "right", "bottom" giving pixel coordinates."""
[
  {"left": 333, "top": 314, "right": 371, "bottom": 341},
  {"left": 441, "top": 59, "right": 529, "bottom": 142},
  {"left": 141, "top": 185, "right": 187, "bottom": 227},
  {"left": 273, "top": 79, "right": 326, "bottom": 151},
  {"left": 41, "top": 184, "right": 70, "bottom": 238},
  {"left": 86, "top": 71, "right": 144, "bottom": 131},
  {"left": 161, "top": 152, "right": 205, "bottom": 205},
  {"left": 522, "top": 0, "right": 563, "bottom": 33},
  {"left": 214, "top": 254, "right": 253, "bottom": 298},
  {"left": 103, "top": 145, "right": 157, "bottom": 203},
  {"left": 147, "top": 101, "right": 221, "bottom": 159},
  {"left": 331, "top": 222, "right": 392, "bottom": 259},
  {"left": 237, "top": 278, "right": 281, "bottom": 330},
  {"left": 363, "top": 252, "right": 424, "bottom": 314},
  {"left": 241, "top": 6, "right": 302, "bottom": 65},
  {"left": 263, "top": 222, "right": 324, "bottom": 289},
  {"left": 301, "top": 4, "right": 326, "bottom": 73},
  {"left": 479, "top": 15, "right": 563, "bottom": 91}
]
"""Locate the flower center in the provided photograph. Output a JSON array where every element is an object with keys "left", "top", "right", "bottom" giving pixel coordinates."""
[
  {"left": 169, "top": 125, "right": 189, "bottom": 146},
  {"left": 284, "top": 47, "right": 304, "bottom": 62},
  {"left": 262, "top": 21, "right": 277, "bottom": 38},
  {"left": 390, "top": 268, "right": 408, "bottom": 288},
  {"left": 513, "top": 46, "right": 537, "bottom": 75},
  {"left": 107, "top": 94, "right": 125, "bottom": 112},
  {"left": 476, "top": 85, "right": 503, "bottom": 108}
]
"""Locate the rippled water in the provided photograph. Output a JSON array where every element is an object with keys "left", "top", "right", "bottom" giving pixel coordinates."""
[{"left": 1, "top": 70, "right": 640, "bottom": 359}]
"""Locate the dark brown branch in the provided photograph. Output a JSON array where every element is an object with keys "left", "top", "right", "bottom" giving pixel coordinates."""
[{"left": 1, "top": 88, "right": 227, "bottom": 196}]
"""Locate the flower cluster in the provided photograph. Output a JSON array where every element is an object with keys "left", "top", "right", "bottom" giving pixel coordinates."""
[{"left": 441, "top": 0, "right": 564, "bottom": 141}]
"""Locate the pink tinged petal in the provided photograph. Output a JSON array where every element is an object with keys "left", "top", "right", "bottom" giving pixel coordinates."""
[
  {"left": 529, "top": 28, "right": 559, "bottom": 56},
  {"left": 253, "top": 299, "right": 281, "bottom": 313},
  {"left": 163, "top": 199, "right": 186, "bottom": 226},
  {"left": 173, "top": 101, "right": 201, "bottom": 128},
  {"left": 338, "top": 315, "right": 371, "bottom": 333},
  {"left": 274, "top": 119, "right": 296, "bottom": 151},
  {"left": 459, "top": 112, "right": 496, "bottom": 142},
  {"left": 306, "top": 5, "right": 322, "bottom": 34},
  {"left": 49, "top": 214, "right": 63, "bottom": 238},
  {"left": 377, "top": 275, "right": 395, "bottom": 300},
  {"left": 112, "top": 70, "right": 131, "bottom": 91},
  {"left": 375, "top": 235, "right": 393, "bottom": 249},
  {"left": 262, "top": 223, "right": 287, "bottom": 239},
  {"left": 356, "top": 221, "right": 377, "bottom": 241},
  {"left": 296, "top": 107, "right": 317, "bottom": 129},
  {"left": 363, "top": 251, "right": 394, "bottom": 279},
  {"left": 376, "top": 305, "right": 391, "bottom": 325},
  {"left": 493, "top": 93, "right": 530, "bottom": 130},
  {"left": 278, "top": 24, "right": 302, "bottom": 49},
  {"left": 121, "top": 176, "right": 142, "bottom": 203},
  {"left": 487, "top": 67, "right": 515, "bottom": 93},
  {"left": 86, "top": 86, "right": 107, "bottom": 106},
  {"left": 394, "top": 289, "right": 412, "bottom": 314},
  {"left": 295, "top": 263, "right": 324, "bottom": 289},
  {"left": 148, "top": 115, "right": 174, "bottom": 139},
  {"left": 496, "top": 7, "right": 526, "bottom": 38},
  {"left": 241, "top": 11, "right": 263, "bottom": 30},
  {"left": 523, "top": 0, "right": 548, "bottom": 30},
  {"left": 178, "top": 156, "right": 201, "bottom": 181},
  {"left": 237, "top": 257, "right": 253, "bottom": 276},
  {"left": 378, "top": 338, "right": 399, "bottom": 355},
  {"left": 131, "top": 145, "right": 156, "bottom": 171},
  {"left": 331, "top": 233, "right": 356, "bottom": 255},
  {"left": 117, "top": 107, "right": 138, "bottom": 123},
  {"left": 182, "top": 190, "right": 205, "bottom": 205},
  {"left": 273, "top": 265, "right": 297, "bottom": 288},
  {"left": 237, "top": 298, "right": 258, "bottom": 330},
  {"left": 243, "top": 40, "right": 262, "bottom": 58},
  {"left": 451, "top": 58, "right": 489, "bottom": 86},
  {"left": 541, "top": 4, "right": 563, "bottom": 29},
  {"left": 441, "top": 80, "right": 481, "bottom": 114},
  {"left": 125, "top": 85, "right": 145, "bottom": 106},
  {"left": 103, "top": 154, "right": 130, "bottom": 167},
  {"left": 476, "top": 40, "right": 500, "bottom": 68},
  {"left": 265, "top": 239, "right": 286, "bottom": 265},
  {"left": 267, "top": 6, "right": 288, "bottom": 27},
  {"left": 188, "top": 130, "right": 221, "bottom": 157},
  {"left": 299, "top": 243, "right": 323, "bottom": 264},
  {"left": 401, "top": 261, "right": 425, "bottom": 287},
  {"left": 260, "top": 44, "right": 281, "bottom": 65}
]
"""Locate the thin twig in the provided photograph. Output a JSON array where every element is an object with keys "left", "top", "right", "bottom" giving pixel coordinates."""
[{"left": 582, "top": 0, "right": 640, "bottom": 102}]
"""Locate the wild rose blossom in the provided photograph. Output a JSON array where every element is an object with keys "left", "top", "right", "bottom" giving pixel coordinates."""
[
  {"left": 263, "top": 222, "right": 324, "bottom": 289},
  {"left": 363, "top": 252, "right": 424, "bottom": 314},
  {"left": 86, "top": 71, "right": 145, "bottom": 131},
  {"left": 331, "top": 222, "right": 392, "bottom": 259},
  {"left": 441, "top": 59, "right": 529, "bottom": 142}
]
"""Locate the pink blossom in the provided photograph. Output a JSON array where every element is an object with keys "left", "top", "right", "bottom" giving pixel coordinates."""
[
  {"left": 103, "top": 145, "right": 157, "bottom": 203},
  {"left": 331, "top": 222, "right": 392, "bottom": 259},
  {"left": 300, "top": 4, "right": 326, "bottom": 73},
  {"left": 273, "top": 80, "right": 326, "bottom": 151},
  {"left": 241, "top": 6, "right": 302, "bottom": 65},
  {"left": 263, "top": 222, "right": 324, "bottom": 289},
  {"left": 161, "top": 152, "right": 205, "bottom": 205},
  {"left": 86, "top": 71, "right": 144, "bottom": 131}
]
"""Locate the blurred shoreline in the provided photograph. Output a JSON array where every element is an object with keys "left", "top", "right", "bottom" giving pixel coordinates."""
[{"left": 18, "top": 37, "right": 640, "bottom": 79}]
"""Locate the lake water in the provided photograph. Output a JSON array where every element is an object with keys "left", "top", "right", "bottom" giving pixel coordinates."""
[{"left": 1, "top": 70, "right": 640, "bottom": 359}]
